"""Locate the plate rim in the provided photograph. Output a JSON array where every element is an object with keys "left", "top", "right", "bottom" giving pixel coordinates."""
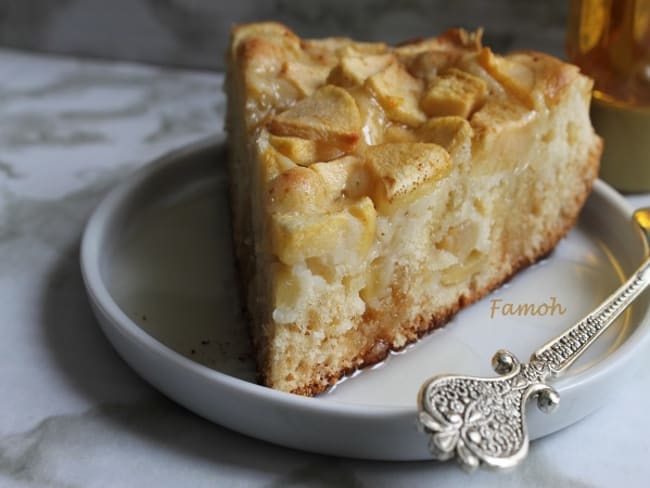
[{"left": 80, "top": 136, "right": 650, "bottom": 422}]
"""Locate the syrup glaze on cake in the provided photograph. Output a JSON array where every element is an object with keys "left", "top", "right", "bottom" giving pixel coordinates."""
[{"left": 225, "top": 22, "right": 601, "bottom": 395}]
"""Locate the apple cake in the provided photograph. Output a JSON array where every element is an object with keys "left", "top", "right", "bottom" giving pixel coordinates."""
[{"left": 225, "top": 22, "right": 601, "bottom": 396}]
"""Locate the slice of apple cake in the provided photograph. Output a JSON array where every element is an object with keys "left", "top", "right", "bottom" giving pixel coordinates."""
[{"left": 225, "top": 22, "right": 601, "bottom": 396}]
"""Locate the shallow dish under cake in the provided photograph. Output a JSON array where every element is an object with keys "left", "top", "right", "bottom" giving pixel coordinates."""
[{"left": 81, "top": 138, "right": 650, "bottom": 460}]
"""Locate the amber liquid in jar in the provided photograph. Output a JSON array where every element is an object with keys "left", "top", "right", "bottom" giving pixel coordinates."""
[{"left": 567, "top": 0, "right": 650, "bottom": 106}]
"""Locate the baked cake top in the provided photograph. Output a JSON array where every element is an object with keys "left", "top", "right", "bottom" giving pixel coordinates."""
[
  {"left": 227, "top": 22, "right": 592, "bottom": 265},
  {"left": 229, "top": 22, "right": 582, "bottom": 138}
]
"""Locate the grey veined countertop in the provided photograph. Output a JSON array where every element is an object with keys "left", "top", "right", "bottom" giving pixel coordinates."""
[{"left": 1, "top": 47, "right": 650, "bottom": 487}]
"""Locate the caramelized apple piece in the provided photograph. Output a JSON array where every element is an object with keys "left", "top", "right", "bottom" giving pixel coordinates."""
[
  {"left": 268, "top": 134, "right": 344, "bottom": 166},
  {"left": 383, "top": 124, "right": 417, "bottom": 143},
  {"left": 268, "top": 85, "right": 361, "bottom": 151},
  {"left": 230, "top": 22, "right": 300, "bottom": 58},
  {"left": 508, "top": 52, "right": 580, "bottom": 104},
  {"left": 407, "top": 50, "right": 461, "bottom": 82},
  {"left": 327, "top": 52, "right": 395, "bottom": 87},
  {"left": 270, "top": 197, "right": 376, "bottom": 265},
  {"left": 259, "top": 144, "right": 297, "bottom": 182},
  {"left": 478, "top": 48, "right": 536, "bottom": 108},
  {"left": 365, "top": 62, "right": 426, "bottom": 127},
  {"left": 416, "top": 116, "right": 473, "bottom": 154},
  {"left": 420, "top": 68, "right": 487, "bottom": 118},
  {"left": 347, "top": 87, "right": 386, "bottom": 146},
  {"left": 301, "top": 39, "right": 388, "bottom": 67},
  {"left": 267, "top": 166, "right": 327, "bottom": 214},
  {"left": 469, "top": 98, "right": 535, "bottom": 174},
  {"left": 311, "top": 155, "right": 373, "bottom": 200},
  {"left": 338, "top": 41, "right": 389, "bottom": 55},
  {"left": 232, "top": 23, "right": 303, "bottom": 122},
  {"left": 281, "top": 61, "right": 330, "bottom": 97},
  {"left": 365, "top": 142, "right": 451, "bottom": 212},
  {"left": 395, "top": 28, "right": 483, "bottom": 58}
]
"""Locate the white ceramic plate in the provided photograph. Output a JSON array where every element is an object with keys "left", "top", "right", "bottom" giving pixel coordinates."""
[{"left": 81, "top": 137, "right": 650, "bottom": 460}]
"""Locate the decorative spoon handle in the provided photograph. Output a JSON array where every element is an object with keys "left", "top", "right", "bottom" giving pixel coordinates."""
[
  {"left": 417, "top": 208, "right": 650, "bottom": 472},
  {"left": 532, "top": 256, "right": 650, "bottom": 376}
]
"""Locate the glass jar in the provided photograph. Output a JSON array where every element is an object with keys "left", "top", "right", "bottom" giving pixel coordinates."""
[{"left": 567, "top": 0, "right": 650, "bottom": 192}]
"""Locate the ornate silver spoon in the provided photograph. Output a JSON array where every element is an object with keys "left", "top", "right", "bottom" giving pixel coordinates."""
[{"left": 417, "top": 208, "right": 650, "bottom": 471}]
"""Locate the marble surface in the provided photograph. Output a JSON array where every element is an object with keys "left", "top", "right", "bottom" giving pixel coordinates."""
[
  {"left": 0, "top": 0, "right": 567, "bottom": 69},
  {"left": 1, "top": 46, "right": 650, "bottom": 488}
]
